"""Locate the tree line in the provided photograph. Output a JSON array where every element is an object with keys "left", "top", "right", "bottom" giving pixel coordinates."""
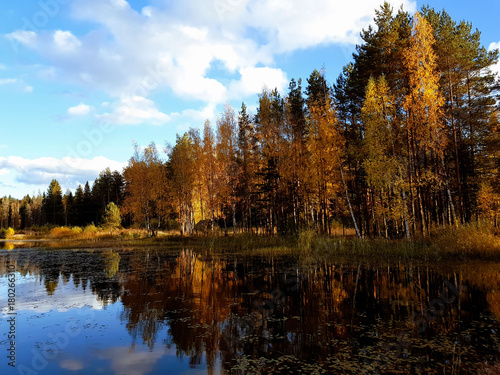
[
  {"left": 2, "top": 3, "right": 499, "bottom": 238},
  {"left": 1, "top": 168, "right": 125, "bottom": 230}
]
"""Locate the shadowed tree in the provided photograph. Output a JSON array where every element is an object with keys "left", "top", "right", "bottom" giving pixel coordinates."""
[{"left": 42, "top": 179, "right": 64, "bottom": 226}]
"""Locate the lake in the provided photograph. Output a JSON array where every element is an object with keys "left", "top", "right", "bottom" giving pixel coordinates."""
[{"left": 1, "top": 245, "right": 499, "bottom": 374}]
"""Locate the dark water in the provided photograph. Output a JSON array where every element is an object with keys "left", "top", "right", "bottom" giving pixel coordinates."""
[{"left": 0, "top": 246, "right": 499, "bottom": 374}]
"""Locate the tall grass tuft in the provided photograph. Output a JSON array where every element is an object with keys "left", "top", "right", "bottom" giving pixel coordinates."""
[
  {"left": 203, "top": 233, "right": 291, "bottom": 253},
  {"left": 431, "top": 222, "right": 500, "bottom": 258}
]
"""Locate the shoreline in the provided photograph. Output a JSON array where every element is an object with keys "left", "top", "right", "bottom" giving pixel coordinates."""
[{"left": 1, "top": 230, "right": 499, "bottom": 262}]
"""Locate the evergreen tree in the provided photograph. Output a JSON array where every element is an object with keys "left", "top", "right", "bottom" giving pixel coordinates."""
[
  {"left": 42, "top": 179, "right": 64, "bottom": 225},
  {"left": 103, "top": 202, "right": 121, "bottom": 230}
]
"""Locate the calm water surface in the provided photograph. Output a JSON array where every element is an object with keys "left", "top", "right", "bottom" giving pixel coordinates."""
[{"left": 0, "top": 245, "right": 499, "bottom": 374}]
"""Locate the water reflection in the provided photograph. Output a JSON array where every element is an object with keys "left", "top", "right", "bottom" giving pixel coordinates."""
[
  {"left": 0, "top": 241, "right": 14, "bottom": 250},
  {"left": 0, "top": 248, "right": 499, "bottom": 374}
]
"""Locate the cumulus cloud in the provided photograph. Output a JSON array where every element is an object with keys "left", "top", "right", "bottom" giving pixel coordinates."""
[
  {"left": 229, "top": 67, "right": 288, "bottom": 97},
  {"left": 67, "top": 103, "right": 91, "bottom": 116},
  {"left": 6, "top": 0, "right": 416, "bottom": 124},
  {"left": 53, "top": 30, "right": 82, "bottom": 52},
  {"left": 0, "top": 155, "right": 126, "bottom": 188},
  {"left": 98, "top": 96, "right": 170, "bottom": 125}
]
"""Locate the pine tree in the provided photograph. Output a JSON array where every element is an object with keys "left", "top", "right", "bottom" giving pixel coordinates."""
[
  {"left": 42, "top": 179, "right": 65, "bottom": 226},
  {"left": 236, "top": 102, "right": 257, "bottom": 232}
]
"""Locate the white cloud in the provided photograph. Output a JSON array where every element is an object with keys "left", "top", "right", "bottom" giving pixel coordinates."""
[
  {"left": 53, "top": 30, "right": 82, "bottom": 51},
  {"left": 0, "top": 168, "right": 9, "bottom": 176},
  {"left": 0, "top": 155, "right": 126, "bottom": 188},
  {"left": 7, "top": 0, "right": 416, "bottom": 124},
  {"left": 0, "top": 78, "right": 33, "bottom": 93},
  {"left": 170, "top": 103, "right": 217, "bottom": 132},
  {"left": 245, "top": 0, "right": 415, "bottom": 52},
  {"left": 6, "top": 30, "right": 37, "bottom": 46},
  {"left": 489, "top": 42, "right": 500, "bottom": 76},
  {"left": 489, "top": 42, "right": 500, "bottom": 50},
  {"left": 98, "top": 96, "right": 170, "bottom": 125},
  {"left": 230, "top": 67, "right": 288, "bottom": 97},
  {"left": 68, "top": 103, "right": 91, "bottom": 116}
]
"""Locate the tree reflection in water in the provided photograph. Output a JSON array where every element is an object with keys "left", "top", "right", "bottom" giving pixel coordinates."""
[{"left": 2, "top": 248, "right": 499, "bottom": 374}]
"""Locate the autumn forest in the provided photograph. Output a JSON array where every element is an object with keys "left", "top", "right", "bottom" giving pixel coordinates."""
[{"left": 2, "top": 4, "right": 500, "bottom": 239}]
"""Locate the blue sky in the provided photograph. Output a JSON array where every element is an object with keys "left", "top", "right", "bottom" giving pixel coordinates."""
[{"left": 0, "top": 0, "right": 499, "bottom": 199}]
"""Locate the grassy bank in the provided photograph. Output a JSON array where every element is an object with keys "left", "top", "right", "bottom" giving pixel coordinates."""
[{"left": 4, "top": 223, "right": 500, "bottom": 261}]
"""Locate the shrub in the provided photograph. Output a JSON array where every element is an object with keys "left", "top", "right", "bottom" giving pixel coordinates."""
[
  {"left": 70, "top": 227, "right": 82, "bottom": 236},
  {"left": 50, "top": 227, "right": 73, "bottom": 238},
  {"left": 83, "top": 224, "right": 99, "bottom": 235},
  {"left": 0, "top": 227, "right": 15, "bottom": 239},
  {"left": 432, "top": 222, "right": 500, "bottom": 257}
]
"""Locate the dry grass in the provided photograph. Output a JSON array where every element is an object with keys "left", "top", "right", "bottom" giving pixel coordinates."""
[
  {"left": 13, "top": 223, "right": 500, "bottom": 262},
  {"left": 295, "top": 224, "right": 500, "bottom": 262},
  {"left": 430, "top": 222, "right": 500, "bottom": 259}
]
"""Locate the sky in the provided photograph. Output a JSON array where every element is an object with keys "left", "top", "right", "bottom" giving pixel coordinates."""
[{"left": 0, "top": 0, "right": 499, "bottom": 199}]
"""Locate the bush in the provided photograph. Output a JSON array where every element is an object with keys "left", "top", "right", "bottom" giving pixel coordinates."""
[
  {"left": 0, "top": 227, "right": 15, "bottom": 239},
  {"left": 70, "top": 227, "right": 82, "bottom": 236},
  {"left": 83, "top": 224, "right": 99, "bottom": 235},
  {"left": 50, "top": 227, "right": 73, "bottom": 238}
]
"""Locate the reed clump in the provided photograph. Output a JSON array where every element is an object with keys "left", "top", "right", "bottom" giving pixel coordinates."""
[
  {"left": 430, "top": 222, "right": 500, "bottom": 258},
  {"left": 204, "top": 232, "right": 291, "bottom": 253},
  {"left": 296, "top": 230, "right": 433, "bottom": 261}
]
